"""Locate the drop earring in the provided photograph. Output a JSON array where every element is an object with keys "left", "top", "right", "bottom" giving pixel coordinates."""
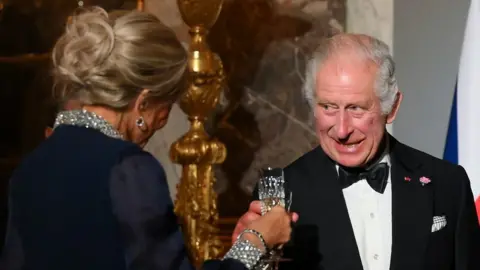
[{"left": 136, "top": 116, "right": 148, "bottom": 132}]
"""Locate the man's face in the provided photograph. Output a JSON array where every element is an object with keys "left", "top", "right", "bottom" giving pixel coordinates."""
[{"left": 314, "top": 54, "right": 400, "bottom": 167}]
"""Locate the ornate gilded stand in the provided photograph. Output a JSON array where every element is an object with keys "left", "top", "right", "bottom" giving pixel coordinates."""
[{"left": 170, "top": 0, "right": 226, "bottom": 267}]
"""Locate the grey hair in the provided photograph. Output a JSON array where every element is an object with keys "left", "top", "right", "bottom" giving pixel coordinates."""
[
  {"left": 52, "top": 6, "right": 188, "bottom": 109},
  {"left": 303, "top": 34, "right": 398, "bottom": 115}
]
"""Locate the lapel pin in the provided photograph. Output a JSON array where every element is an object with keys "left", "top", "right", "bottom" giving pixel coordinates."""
[
  {"left": 404, "top": 176, "right": 411, "bottom": 182},
  {"left": 419, "top": 176, "right": 431, "bottom": 186}
]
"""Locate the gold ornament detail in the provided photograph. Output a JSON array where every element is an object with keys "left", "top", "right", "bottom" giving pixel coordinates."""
[{"left": 171, "top": 0, "right": 226, "bottom": 268}]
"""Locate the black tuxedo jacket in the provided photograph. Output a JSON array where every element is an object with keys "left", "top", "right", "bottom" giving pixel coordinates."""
[{"left": 261, "top": 136, "right": 480, "bottom": 270}]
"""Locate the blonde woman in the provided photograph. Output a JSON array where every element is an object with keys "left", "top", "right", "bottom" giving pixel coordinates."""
[{"left": 0, "top": 7, "right": 297, "bottom": 270}]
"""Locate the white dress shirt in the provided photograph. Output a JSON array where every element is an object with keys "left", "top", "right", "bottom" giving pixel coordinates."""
[{"left": 336, "top": 155, "right": 392, "bottom": 270}]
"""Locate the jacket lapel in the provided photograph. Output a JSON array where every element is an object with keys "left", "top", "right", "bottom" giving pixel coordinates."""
[
  {"left": 389, "top": 136, "right": 433, "bottom": 270},
  {"left": 298, "top": 147, "right": 363, "bottom": 270}
]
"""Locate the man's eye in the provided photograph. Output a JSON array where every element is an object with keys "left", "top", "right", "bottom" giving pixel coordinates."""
[
  {"left": 349, "top": 105, "right": 362, "bottom": 111},
  {"left": 318, "top": 103, "right": 332, "bottom": 110}
]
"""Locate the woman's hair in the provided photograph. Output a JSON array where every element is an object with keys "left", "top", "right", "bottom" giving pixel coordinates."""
[{"left": 52, "top": 6, "right": 188, "bottom": 109}]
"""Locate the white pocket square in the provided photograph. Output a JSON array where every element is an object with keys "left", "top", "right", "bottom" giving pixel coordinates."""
[{"left": 431, "top": 215, "right": 447, "bottom": 232}]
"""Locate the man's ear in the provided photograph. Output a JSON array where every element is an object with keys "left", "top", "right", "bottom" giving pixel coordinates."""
[{"left": 386, "top": 91, "right": 403, "bottom": 124}]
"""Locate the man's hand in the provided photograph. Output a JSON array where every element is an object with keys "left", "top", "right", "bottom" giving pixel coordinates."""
[
  {"left": 232, "top": 201, "right": 262, "bottom": 243},
  {"left": 232, "top": 201, "right": 299, "bottom": 244}
]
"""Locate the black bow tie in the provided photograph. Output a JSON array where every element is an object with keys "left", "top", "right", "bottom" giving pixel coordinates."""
[{"left": 338, "top": 163, "right": 390, "bottom": 194}]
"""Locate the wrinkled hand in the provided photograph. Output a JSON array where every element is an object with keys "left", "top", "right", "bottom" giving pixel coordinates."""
[{"left": 232, "top": 201, "right": 298, "bottom": 247}]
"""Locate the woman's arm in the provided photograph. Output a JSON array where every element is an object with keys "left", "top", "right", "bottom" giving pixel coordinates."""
[
  {"left": 109, "top": 150, "right": 267, "bottom": 270},
  {"left": 109, "top": 151, "right": 193, "bottom": 270}
]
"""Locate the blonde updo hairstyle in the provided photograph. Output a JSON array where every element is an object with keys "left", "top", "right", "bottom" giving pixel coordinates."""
[{"left": 52, "top": 7, "right": 188, "bottom": 110}]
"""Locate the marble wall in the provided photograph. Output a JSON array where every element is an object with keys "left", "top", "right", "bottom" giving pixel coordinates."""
[
  {"left": 144, "top": 0, "right": 394, "bottom": 216},
  {"left": 347, "top": 0, "right": 393, "bottom": 50}
]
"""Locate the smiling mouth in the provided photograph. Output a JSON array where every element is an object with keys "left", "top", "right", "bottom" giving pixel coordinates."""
[{"left": 336, "top": 140, "right": 363, "bottom": 152}]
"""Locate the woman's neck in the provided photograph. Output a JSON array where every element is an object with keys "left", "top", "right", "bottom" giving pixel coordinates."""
[{"left": 81, "top": 105, "right": 125, "bottom": 133}]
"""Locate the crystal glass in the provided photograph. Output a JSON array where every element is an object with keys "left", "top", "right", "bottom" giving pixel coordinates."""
[{"left": 257, "top": 167, "right": 292, "bottom": 270}]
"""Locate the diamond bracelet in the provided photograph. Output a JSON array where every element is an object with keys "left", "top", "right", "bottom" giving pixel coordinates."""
[{"left": 223, "top": 229, "right": 267, "bottom": 269}]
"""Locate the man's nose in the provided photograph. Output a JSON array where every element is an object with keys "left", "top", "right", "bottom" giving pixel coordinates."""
[{"left": 335, "top": 112, "right": 352, "bottom": 139}]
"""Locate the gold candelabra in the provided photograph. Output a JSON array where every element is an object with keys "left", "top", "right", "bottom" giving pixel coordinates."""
[{"left": 170, "top": 0, "right": 226, "bottom": 267}]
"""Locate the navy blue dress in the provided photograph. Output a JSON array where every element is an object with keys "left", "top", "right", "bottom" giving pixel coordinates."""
[{"left": 0, "top": 125, "right": 246, "bottom": 270}]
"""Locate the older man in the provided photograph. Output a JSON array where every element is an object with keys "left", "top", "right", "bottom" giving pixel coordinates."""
[{"left": 233, "top": 34, "right": 480, "bottom": 270}]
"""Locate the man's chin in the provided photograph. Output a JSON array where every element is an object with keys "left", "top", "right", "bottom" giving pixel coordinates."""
[
  {"left": 338, "top": 161, "right": 364, "bottom": 168},
  {"left": 334, "top": 154, "right": 368, "bottom": 168}
]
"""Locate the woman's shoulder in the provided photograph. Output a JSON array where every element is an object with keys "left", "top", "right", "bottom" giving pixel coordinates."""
[
  {"left": 109, "top": 142, "right": 172, "bottom": 226},
  {"left": 117, "top": 146, "right": 164, "bottom": 173},
  {"left": 111, "top": 146, "right": 168, "bottom": 192}
]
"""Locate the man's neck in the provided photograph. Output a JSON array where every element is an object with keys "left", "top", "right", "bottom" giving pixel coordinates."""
[{"left": 365, "top": 134, "right": 390, "bottom": 169}]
